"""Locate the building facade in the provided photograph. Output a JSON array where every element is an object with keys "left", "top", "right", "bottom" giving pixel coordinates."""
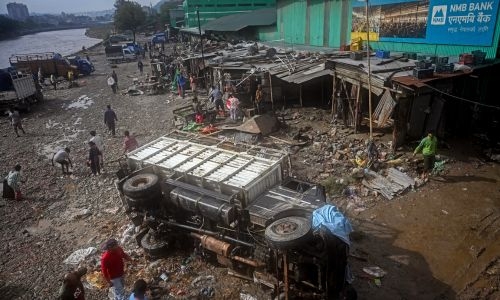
[
  {"left": 7, "top": 2, "right": 29, "bottom": 21},
  {"left": 257, "top": 0, "right": 500, "bottom": 58},
  {"left": 183, "top": 0, "right": 275, "bottom": 28}
]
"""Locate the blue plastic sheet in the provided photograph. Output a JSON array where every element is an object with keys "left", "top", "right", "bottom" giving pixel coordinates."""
[{"left": 312, "top": 204, "right": 353, "bottom": 246}]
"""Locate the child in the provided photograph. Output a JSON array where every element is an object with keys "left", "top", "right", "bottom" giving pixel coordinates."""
[
  {"left": 129, "top": 279, "right": 148, "bottom": 300},
  {"left": 5, "top": 164, "right": 23, "bottom": 200}
]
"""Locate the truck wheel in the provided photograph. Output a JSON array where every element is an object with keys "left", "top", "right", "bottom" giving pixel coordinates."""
[
  {"left": 265, "top": 216, "right": 311, "bottom": 249},
  {"left": 123, "top": 173, "right": 160, "bottom": 199},
  {"left": 141, "top": 230, "right": 169, "bottom": 256}
]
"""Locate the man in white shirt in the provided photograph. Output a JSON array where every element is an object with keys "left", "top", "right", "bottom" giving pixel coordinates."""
[
  {"left": 51, "top": 147, "right": 73, "bottom": 174},
  {"left": 90, "top": 130, "right": 104, "bottom": 169}
]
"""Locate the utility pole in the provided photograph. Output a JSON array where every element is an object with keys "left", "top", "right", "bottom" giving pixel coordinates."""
[
  {"left": 365, "top": 0, "right": 373, "bottom": 140},
  {"left": 196, "top": 8, "right": 206, "bottom": 88}
]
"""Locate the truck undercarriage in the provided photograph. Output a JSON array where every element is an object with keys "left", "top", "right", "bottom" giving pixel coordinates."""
[{"left": 116, "top": 132, "right": 355, "bottom": 299}]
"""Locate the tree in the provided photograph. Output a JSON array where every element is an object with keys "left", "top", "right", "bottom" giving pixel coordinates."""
[{"left": 114, "top": 1, "right": 146, "bottom": 42}]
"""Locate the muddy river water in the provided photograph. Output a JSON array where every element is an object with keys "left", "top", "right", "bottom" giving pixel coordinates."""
[{"left": 0, "top": 28, "right": 101, "bottom": 68}]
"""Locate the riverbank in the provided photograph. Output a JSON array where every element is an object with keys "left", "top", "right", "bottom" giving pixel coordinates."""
[{"left": 0, "top": 24, "right": 108, "bottom": 42}]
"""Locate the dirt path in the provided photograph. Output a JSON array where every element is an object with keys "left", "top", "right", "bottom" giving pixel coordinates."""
[{"left": 0, "top": 39, "right": 498, "bottom": 300}]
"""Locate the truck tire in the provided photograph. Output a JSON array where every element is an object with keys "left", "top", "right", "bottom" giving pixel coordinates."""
[
  {"left": 123, "top": 173, "right": 160, "bottom": 199},
  {"left": 141, "top": 230, "right": 170, "bottom": 257},
  {"left": 265, "top": 216, "right": 312, "bottom": 249}
]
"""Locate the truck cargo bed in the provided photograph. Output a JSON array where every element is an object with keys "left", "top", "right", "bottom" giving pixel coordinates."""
[{"left": 127, "top": 132, "right": 287, "bottom": 206}]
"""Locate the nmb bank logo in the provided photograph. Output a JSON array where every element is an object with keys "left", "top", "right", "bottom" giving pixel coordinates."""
[{"left": 431, "top": 5, "right": 447, "bottom": 25}]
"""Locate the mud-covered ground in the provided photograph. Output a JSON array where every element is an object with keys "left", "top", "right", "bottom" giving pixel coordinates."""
[{"left": 0, "top": 39, "right": 498, "bottom": 300}]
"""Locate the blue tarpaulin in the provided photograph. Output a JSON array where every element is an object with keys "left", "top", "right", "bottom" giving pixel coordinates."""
[{"left": 312, "top": 205, "right": 353, "bottom": 246}]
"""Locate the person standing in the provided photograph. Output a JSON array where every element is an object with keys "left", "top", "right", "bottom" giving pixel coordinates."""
[
  {"left": 189, "top": 74, "right": 197, "bottom": 94},
  {"left": 255, "top": 84, "right": 264, "bottom": 114},
  {"left": 101, "top": 239, "right": 132, "bottom": 300},
  {"left": 37, "top": 67, "right": 43, "bottom": 85},
  {"left": 87, "top": 141, "right": 102, "bottom": 176},
  {"left": 177, "top": 73, "right": 186, "bottom": 98},
  {"left": 58, "top": 267, "right": 87, "bottom": 300},
  {"left": 50, "top": 74, "right": 57, "bottom": 90},
  {"left": 90, "top": 130, "right": 104, "bottom": 169},
  {"left": 228, "top": 94, "right": 240, "bottom": 121},
  {"left": 123, "top": 131, "right": 139, "bottom": 154},
  {"left": 137, "top": 61, "right": 144, "bottom": 75},
  {"left": 413, "top": 131, "right": 438, "bottom": 180},
  {"left": 104, "top": 105, "right": 118, "bottom": 136},
  {"left": 52, "top": 148, "right": 73, "bottom": 174},
  {"left": 7, "top": 107, "right": 26, "bottom": 137},
  {"left": 5, "top": 164, "right": 23, "bottom": 201}
]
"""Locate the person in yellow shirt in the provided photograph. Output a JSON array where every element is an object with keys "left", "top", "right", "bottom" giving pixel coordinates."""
[{"left": 413, "top": 131, "right": 438, "bottom": 180}]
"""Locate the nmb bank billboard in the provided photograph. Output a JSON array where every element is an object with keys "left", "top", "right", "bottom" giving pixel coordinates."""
[{"left": 351, "top": 0, "right": 500, "bottom": 46}]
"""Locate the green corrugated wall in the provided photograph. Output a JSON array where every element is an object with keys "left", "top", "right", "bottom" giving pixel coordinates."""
[
  {"left": 273, "top": 0, "right": 351, "bottom": 48},
  {"left": 309, "top": 0, "right": 324, "bottom": 46},
  {"left": 278, "top": 0, "right": 307, "bottom": 45},
  {"left": 258, "top": 0, "right": 499, "bottom": 58},
  {"left": 258, "top": 25, "right": 280, "bottom": 41}
]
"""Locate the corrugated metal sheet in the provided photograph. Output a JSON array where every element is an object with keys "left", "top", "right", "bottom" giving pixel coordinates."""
[
  {"left": 309, "top": 0, "right": 325, "bottom": 46},
  {"left": 203, "top": 8, "right": 276, "bottom": 32}
]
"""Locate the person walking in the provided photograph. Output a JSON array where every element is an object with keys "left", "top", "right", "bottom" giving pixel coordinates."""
[
  {"left": 413, "top": 130, "right": 438, "bottom": 180},
  {"left": 137, "top": 61, "right": 144, "bottom": 76},
  {"left": 112, "top": 71, "right": 118, "bottom": 90},
  {"left": 177, "top": 72, "right": 186, "bottom": 98},
  {"left": 5, "top": 164, "right": 23, "bottom": 201},
  {"left": 7, "top": 107, "right": 26, "bottom": 137},
  {"left": 123, "top": 131, "right": 139, "bottom": 154},
  {"left": 208, "top": 86, "right": 224, "bottom": 114},
  {"left": 52, "top": 148, "right": 73, "bottom": 174},
  {"left": 101, "top": 239, "right": 132, "bottom": 300},
  {"left": 58, "top": 267, "right": 87, "bottom": 300},
  {"left": 87, "top": 141, "right": 102, "bottom": 176},
  {"left": 104, "top": 105, "right": 118, "bottom": 136},
  {"left": 228, "top": 94, "right": 240, "bottom": 121}
]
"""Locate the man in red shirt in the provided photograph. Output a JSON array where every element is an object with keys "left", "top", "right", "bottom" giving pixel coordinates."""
[{"left": 101, "top": 239, "right": 131, "bottom": 300}]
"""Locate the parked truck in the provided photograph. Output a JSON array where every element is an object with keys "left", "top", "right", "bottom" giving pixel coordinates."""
[
  {"left": 0, "top": 68, "right": 43, "bottom": 111},
  {"left": 105, "top": 45, "right": 137, "bottom": 64},
  {"left": 67, "top": 56, "right": 94, "bottom": 76},
  {"left": 116, "top": 131, "right": 355, "bottom": 299},
  {"left": 9, "top": 52, "right": 93, "bottom": 78}
]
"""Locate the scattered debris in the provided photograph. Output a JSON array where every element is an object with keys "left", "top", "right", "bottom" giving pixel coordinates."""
[{"left": 63, "top": 247, "right": 96, "bottom": 265}]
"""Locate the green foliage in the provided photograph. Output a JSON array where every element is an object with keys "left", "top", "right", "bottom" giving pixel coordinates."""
[{"left": 114, "top": 1, "right": 146, "bottom": 42}]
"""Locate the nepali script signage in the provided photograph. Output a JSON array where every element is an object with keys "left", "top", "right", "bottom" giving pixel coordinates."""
[{"left": 351, "top": 0, "right": 500, "bottom": 46}]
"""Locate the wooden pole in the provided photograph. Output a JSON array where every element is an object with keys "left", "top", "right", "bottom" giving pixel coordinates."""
[
  {"left": 268, "top": 72, "right": 274, "bottom": 110},
  {"left": 355, "top": 82, "right": 361, "bottom": 133},
  {"left": 299, "top": 85, "right": 303, "bottom": 107},
  {"left": 331, "top": 73, "right": 336, "bottom": 116}
]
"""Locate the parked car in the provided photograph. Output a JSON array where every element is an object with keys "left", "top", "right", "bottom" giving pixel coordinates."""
[{"left": 116, "top": 131, "right": 355, "bottom": 299}]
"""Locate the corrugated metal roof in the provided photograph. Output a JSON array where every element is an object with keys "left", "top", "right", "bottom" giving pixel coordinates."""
[{"left": 203, "top": 8, "right": 276, "bottom": 32}]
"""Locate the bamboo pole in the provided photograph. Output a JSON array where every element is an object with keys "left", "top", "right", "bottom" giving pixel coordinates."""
[{"left": 268, "top": 72, "right": 274, "bottom": 110}]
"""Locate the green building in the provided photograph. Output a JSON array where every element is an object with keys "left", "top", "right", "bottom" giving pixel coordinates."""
[
  {"left": 183, "top": 0, "right": 276, "bottom": 28},
  {"left": 257, "top": 0, "right": 500, "bottom": 59}
]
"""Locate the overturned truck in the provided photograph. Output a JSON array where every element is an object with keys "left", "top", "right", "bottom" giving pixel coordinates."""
[{"left": 117, "top": 131, "right": 354, "bottom": 299}]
